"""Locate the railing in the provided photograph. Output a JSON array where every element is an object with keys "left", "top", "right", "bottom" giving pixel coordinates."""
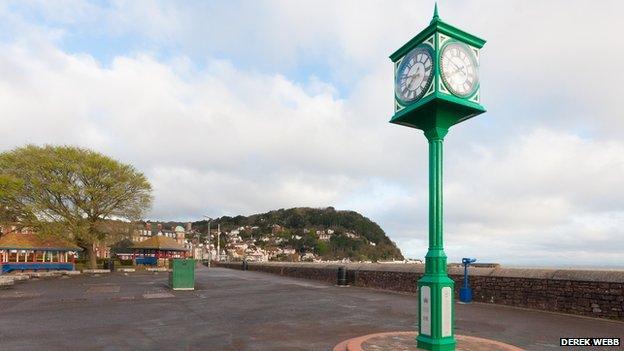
[
  {"left": 1, "top": 262, "right": 74, "bottom": 273},
  {"left": 135, "top": 257, "right": 158, "bottom": 266}
]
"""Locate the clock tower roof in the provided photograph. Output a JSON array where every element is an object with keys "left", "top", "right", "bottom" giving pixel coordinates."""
[
  {"left": 389, "top": 4, "right": 486, "bottom": 62},
  {"left": 430, "top": 2, "right": 440, "bottom": 24}
]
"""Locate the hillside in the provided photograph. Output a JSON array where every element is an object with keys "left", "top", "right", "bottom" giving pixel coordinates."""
[{"left": 186, "top": 207, "right": 404, "bottom": 262}]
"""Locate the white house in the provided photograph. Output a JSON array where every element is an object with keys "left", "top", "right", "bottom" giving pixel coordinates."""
[
  {"left": 281, "top": 247, "right": 296, "bottom": 255},
  {"left": 318, "top": 233, "right": 331, "bottom": 241},
  {"left": 345, "top": 232, "right": 358, "bottom": 239}
]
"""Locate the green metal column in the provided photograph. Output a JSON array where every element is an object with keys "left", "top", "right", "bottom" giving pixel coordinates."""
[{"left": 417, "top": 127, "right": 456, "bottom": 351}]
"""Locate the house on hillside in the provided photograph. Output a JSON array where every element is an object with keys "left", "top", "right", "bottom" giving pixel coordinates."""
[
  {"left": 318, "top": 232, "right": 331, "bottom": 241},
  {"left": 345, "top": 232, "right": 358, "bottom": 239},
  {"left": 132, "top": 222, "right": 186, "bottom": 245},
  {"left": 282, "top": 247, "right": 296, "bottom": 255}
]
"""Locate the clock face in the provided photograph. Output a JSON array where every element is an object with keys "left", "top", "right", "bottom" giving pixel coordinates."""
[
  {"left": 395, "top": 46, "right": 434, "bottom": 104},
  {"left": 440, "top": 41, "right": 479, "bottom": 98}
]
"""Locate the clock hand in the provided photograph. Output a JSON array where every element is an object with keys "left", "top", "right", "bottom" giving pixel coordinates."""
[
  {"left": 404, "top": 72, "right": 420, "bottom": 85},
  {"left": 447, "top": 58, "right": 461, "bottom": 70},
  {"left": 402, "top": 77, "right": 415, "bottom": 91},
  {"left": 447, "top": 59, "right": 467, "bottom": 76},
  {"left": 447, "top": 67, "right": 462, "bottom": 77},
  {"left": 446, "top": 64, "right": 467, "bottom": 79},
  {"left": 406, "top": 66, "right": 423, "bottom": 80},
  {"left": 408, "top": 71, "right": 424, "bottom": 89}
]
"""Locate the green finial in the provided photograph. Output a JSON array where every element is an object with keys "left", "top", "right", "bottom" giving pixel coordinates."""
[{"left": 431, "top": 2, "right": 440, "bottom": 24}]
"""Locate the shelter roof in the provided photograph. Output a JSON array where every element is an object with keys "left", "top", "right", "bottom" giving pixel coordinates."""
[{"left": 0, "top": 232, "right": 81, "bottom": 251}]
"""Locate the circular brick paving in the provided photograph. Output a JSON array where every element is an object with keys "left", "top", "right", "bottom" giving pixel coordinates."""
[{"left": 333, "top": 331, "right": 525, "bottom": 351}]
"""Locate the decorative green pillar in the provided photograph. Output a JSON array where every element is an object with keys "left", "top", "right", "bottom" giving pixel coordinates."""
[
  {"left": 417, "top": 127, "right": 456, "bottom": 351},
  {"left": 388, "top": 5, "right": 486, "bottom": 351}
]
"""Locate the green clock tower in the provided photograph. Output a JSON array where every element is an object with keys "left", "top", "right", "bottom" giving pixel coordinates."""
[{"left": 389, "top": 4, "right": 485, "bottom": 351}]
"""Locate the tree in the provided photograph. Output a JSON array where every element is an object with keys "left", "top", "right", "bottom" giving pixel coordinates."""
[
  {"left": 0, "top": 145, "right": 152, "bottom": 268},
  {"left": 315, "top": 240, "right": 329, "bottom": 257}
]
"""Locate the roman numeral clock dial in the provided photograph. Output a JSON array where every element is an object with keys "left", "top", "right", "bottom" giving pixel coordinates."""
[
  {"left": 440, "top": 41, "right": 479, "bottom": 98},
  {"left": 395, "top": 46, "right": 433, "bottom": 104}
]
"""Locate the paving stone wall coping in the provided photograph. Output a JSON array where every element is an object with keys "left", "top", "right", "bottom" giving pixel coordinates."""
[
  {"left": 240, "top": 262, "right": 624, "bottom": 283},
  {"left": 82, "top": 269, "right": 111, "bottom": 274},
  {"left": 0, "top": 276, "right": 15, "bottom": 285},
  {"left": 11, "top": 274, "right": 30, "bottom": 281}
]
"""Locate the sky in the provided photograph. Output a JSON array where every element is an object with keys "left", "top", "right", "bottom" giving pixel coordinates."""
[{"left": 1, "top": 0, "right": 623, "bottom": 267}]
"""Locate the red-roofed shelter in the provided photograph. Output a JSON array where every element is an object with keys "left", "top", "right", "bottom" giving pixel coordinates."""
[
  {"left": 131, "top": 235, "right": 189, "bottom": 266},
  {"left": 0, "top": 232, "right": 82, "bottom": 273}
]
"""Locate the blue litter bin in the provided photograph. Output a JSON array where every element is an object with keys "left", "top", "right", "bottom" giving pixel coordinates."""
[{"left": 460, "top": 257, "right": 476, "bottom": 303}]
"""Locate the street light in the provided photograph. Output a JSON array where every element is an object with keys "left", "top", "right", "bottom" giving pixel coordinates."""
[
  {"left": 204, "top": 216, "right": 211, "bottom": 268},
  {"left": 216, "top": 223, "right": 221, "bottom": 262}
]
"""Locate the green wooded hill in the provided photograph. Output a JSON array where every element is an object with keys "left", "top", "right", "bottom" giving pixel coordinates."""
[{"left": 189, "top": 207, "right": 404, "bottom": 262}]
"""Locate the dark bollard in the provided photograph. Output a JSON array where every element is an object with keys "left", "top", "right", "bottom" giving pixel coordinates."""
[{"left": 337, "top": 266, "right": 347, "bottom": 286}]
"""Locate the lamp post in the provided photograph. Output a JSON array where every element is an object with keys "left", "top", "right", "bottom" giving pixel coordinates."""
[
  {"left": 204, "top": 216, "right": 211, "bottom": 268},
  {"left": 217, "top": 224, "right": 221, "bottom": 262}
]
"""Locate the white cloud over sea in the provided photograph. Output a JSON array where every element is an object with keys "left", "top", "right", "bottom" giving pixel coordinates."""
[{"left": 1, "top": 1, "right": 623, "bottom": 266}]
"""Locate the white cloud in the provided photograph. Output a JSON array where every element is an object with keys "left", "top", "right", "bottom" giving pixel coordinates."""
[{"left": 1, "top": 1, "right": 623, "bottom": 266}]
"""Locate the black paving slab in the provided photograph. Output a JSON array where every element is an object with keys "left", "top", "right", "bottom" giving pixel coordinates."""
[{"left": 0, "top": 266, "right": 622, "bottom": 351}]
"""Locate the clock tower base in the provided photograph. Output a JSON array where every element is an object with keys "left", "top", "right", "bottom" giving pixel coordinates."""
[{"left": 415, "top": 129, "right": 456, "bottom": 351}]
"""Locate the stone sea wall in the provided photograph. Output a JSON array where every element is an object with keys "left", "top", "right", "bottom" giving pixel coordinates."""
[{"left": 216, "top": 261, "right": 624, "bottom": 321}]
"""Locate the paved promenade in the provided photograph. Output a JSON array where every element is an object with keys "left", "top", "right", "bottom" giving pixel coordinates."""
[{"left": 0, "top": 266, "right": 621, "bottom": 350}]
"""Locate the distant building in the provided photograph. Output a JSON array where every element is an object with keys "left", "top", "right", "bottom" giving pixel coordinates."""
[
  {"left": 318, "top": 233, "right": 331, "bottom": 241},
  {"left": 132, "top": 222, "right": 186, "bottom": 245},
  {"left": 233, "top": 243, "right": 248, "bottom": 251},
  {"left": 246, "top": 250, "right": 268, "bottom": 262},
  {"left": 95, "top": 241, "right": 111, "bottom": 259},
  {"left": 191, "top": 244, "right": 207, "bottom": 260},
  {"left": 282, "top": 247, "right": 296, "bottom": 255},
  {"left": 345, "top": 232, "right": 358, "bottom": 239}
]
